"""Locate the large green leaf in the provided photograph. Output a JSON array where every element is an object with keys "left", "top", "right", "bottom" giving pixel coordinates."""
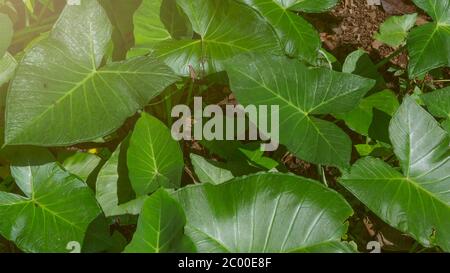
[
  {"left": 5, "top": 0, "right": 179, "bottom": 146},
  {"left": 96, "top": 143, "right": 146, "bottom": 217},
  {"left": 173, "top": 173, "right": 355, "bottom": 253},
  {"left": 408, "top": 0, "right": 450, "bottom": 77},
  {"left": 340, "top": 97, "right": 450, "bottom": 251},
  {"left": 237, "top": 0, "right": 323, "bottom": 63},
  {"left": 225, "top": 54, "right": 375, "bottom": 168},
  {"left": 0, "top": 161, "right": 100, "bottom": 252},
  {"left": 0, "top": 13, "right": 13, "bottom": 57},
  {"left": 374, "top": 14, "right": 417, "bottom": 47},
  {"left": 124, "top": 188, "right": 195, "bottom": 253},
  {"left": 127, "top": 113, "right": 184, "bottom": 196},
  {"left": 152, "top": 0, "right": 281, "bottom": 76}
]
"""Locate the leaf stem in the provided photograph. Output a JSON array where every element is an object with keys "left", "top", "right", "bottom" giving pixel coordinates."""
[
  {"left": 375, "top": 46, "right": 406, "bottom": 68},
  {"left": 186, "top": 79, "right": 195, "bottom": 106},
  {"left": 165, "top": 95, "right": 173, "bottom": 128},
  {"left": 432, "top": 79, "right": 450, "bottom": 83},
  {"left": 37, "top": 0, "right": 52, "bottom": 24},
  {"left": 11, "top": 15, "right": 58, "bottom": 46},
  {"left": 317, "top": 164, "right": 328, "bottom": 187}
]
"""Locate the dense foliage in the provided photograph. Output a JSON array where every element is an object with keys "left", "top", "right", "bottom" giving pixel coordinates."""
[{"left": 0, "top": 0, "right": 448, "bottom": 253}]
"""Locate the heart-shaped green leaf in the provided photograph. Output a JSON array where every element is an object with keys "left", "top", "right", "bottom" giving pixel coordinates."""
[
  {"left": 340, "top": 97, "right": 450, "bottom": 251},
  {"left": 173, "top": 173, "right": 355, "bottom": 253},
  {"left": 152, "top": 0, "right": 281, "bottom": 76},
  {"left": 408, "top": 0, "right": 450, "bottom": 77},
  {"left": 5, "top": 0, "right": 179, "bottom": 146},
  {"left": 128, "top": 113, "right": 184, "bottom": 196},
  {"left": 225, "top": 54, "right": 375, "bottom": 168},
  {"left": 124, "top": 188, "right": 195, "bottom": 253},
  {"left": 0, "top": 161, "right": 100, "bottom": 252},
  {"left": 375, "top": 14, "right": 417, "bottom": 47}
]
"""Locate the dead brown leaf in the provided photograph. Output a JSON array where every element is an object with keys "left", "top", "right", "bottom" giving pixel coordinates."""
[{"left": 381, "top": 0, "right": 416, "bottom": 15}]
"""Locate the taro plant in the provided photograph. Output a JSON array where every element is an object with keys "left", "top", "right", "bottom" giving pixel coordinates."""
[{"left": 0, "top": 0, "right": 448, "bottom": 253}]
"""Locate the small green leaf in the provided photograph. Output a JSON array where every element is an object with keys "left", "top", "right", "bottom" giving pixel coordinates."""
[
  {"left": 133, "top": 0, "right": 192, "bottom": 55},
  {"left": 62, "top": 152, "right": 101, "bottom": 181},
  {"left": 190, "top": 154, "right": 234, "bottom": 185},
  {"left": 336, "top": 90, "right": 399, "bottom": 136},
  {"left": 421, "top": 87, "right": 450, "bottom": 119},
  {"left": 342, "top": 49, "right": 385, "bottom": 93},
  {"left": 100, "top": 0, "right": 142, "bottom": 60},
  {"left": 128, "top": 113, "right": 184, "bottom": 196},
  {"left": 82, "top": 215, "right": 127, "bottom": 253},
  {"left": 96, "top": 143, "right": 146, "bottom": 217},
  {"left": 124, "top": 188, "right": 195, "bottom": 253},
  {"left": 133, "top": 0, "right": 172, "bottom": 49},
  {"left": 375, "top": 14, "right": 417, "bottom": 47}
]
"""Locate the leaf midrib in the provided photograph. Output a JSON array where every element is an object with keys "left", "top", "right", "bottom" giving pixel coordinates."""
[{"left": 345, "top": 176, "right": 450, "bottom": 210}]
